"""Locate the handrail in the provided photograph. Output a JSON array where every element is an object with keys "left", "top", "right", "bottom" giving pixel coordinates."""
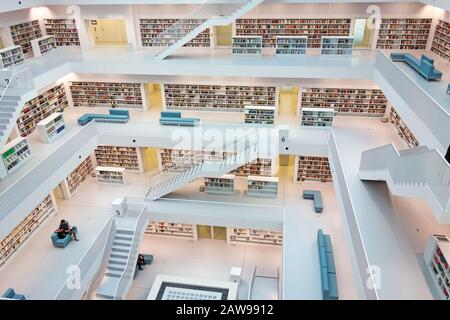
[
  {"left": 247, "top": 264, "right": 257, "bottom": 299},
  {"left": 0, "top": 67, "right": 31, "bottom": 103}
]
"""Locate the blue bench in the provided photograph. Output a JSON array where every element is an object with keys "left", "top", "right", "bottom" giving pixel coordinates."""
[
  {"left": 390, "top": 53, "right": 442, "bottom": 81},
  {"left": 303, "top": 190, "right": 323, "bottom": 213},
  {"left": 159, "top": 111, "right": 200, "bottom": 127},
  {"left": 133, "top": 254, "right": 154, "bottom": 279},
  {"left": 317, "top": 229, "right": 338, "bottom": 300},
  {"left": 1, "top": 288, "right": 26, "bottom": 300},
  {"left": 78, "top": 109, "right": 130, "bottom": 126},
  {"left": 51, "top": 232, "right": 72, "bottom": 248}
]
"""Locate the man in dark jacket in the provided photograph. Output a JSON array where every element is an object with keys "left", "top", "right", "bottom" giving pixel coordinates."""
[{"left": 446, "top": 144, "right": 450, "bottom": 164}]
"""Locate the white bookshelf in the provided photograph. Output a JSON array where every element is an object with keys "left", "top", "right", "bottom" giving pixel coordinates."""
[
  {"left": 227, "top": 227, "right": 283, "bottom": 246},
  {"left": 204, "top": 174, "right": 235, "bottom": 194},
  {"left": 275, "top": 36, "right": 307, "bottom": 55},
  {"left": 36, "top": 112, "right": 66, "bottom": 143},
  {"left": 231, "top": 158, "right": 273, "bottom": 177},
  {"left": 94, "top": 146, "right": 144, "bottom": 172},
  {"left": 44, "top": 18, "right": 80, "bottom": 47},
  {"left": 423, "top": 234, "right": 450, "bottom": 300},
  {"left": 431, "top": 19, "right": 450, "bottom": 62},
  {"left": 0, "top": 137, "right": 31, "bottom": 175},
  {"left": 139, "top": 18, "right": 210, "bottom": 47},
  {"left": 16, "top": 84, "right": 69, "bottom": 137},
  {"left": 301, "top": 88, "right": 387, "bottom": 117},
  {"left": 146, "top": 221, "right": 198, "bottom": 240},
  {"left": 389, "top": 107, "right": 419, "bottom": 149},
  {"left": 0, "top": 194, "right": 56, "bottom": 267},
  {"left": 70, "top": 82, "right": 146, "bottom": 110},
  {"left": 376, "top": 18, "right": 432, "bottom": 50},
  {"left": 320, "top": 36, "right": 354, "bottom": 55},
  {"left": 301, "top": 107, "right": 334, "bottom": 127},
  {"left": 244, "top": 106, "right": 276, "bottom": 125},
  {"left": 61, "top": 156, "right": 94, "bottom": 198},
  {"left": 163, "top": 84, "right": 276, "bottom": 112},
  {"left": 10, "top": 20, "right": 42, "bottom": 57},
  {"left": 95, "top": 166, "right": 125, "bottom": 185},
  {"left": 232, "top": 36, "right": 262, "bottom": 55},
  {"left": 247, "top": 175, "right": 278, "bottom": 198},
  {"left": 0, "top": 45, "right": 25, "bottom": 68},
  {"left": 31, "top": 35, "right": 57, "bottom": 57},
  {"left": 296, "top": 155, "right": 332, "bottom": 182}
]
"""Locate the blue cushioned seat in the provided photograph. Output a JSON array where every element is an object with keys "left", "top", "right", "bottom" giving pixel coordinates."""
[
  {"left": 51, "top": 232, "right": 72, "bottom": 248},
  {"left": 303, "top": 190, "right": 323, "bottom": 213},
  {"left": 317, "top": 229, "right": 338, "bottom": 300},
  {"left": 390, "top": 53, "right": 442, "bottom": 81},
  {"left": 2, "top": 288, "right": 26, "bottom": 300},
  {"left": 77, "top": 109, "right": 130, "bottom": 126},
  {"left": 159, "top": 111, "right": 200, "bottom": 127}
]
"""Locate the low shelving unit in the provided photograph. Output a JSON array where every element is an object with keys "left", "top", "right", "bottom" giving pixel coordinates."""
[
  {"left": 244, "top": 106, "right": 276, "bottom": 125},
  {"left": 0, "top": 45, "right": 25, "bottom": 68},
  {"left": 275, "top": 36, "right": 307, "bottom": 55},
  {"left": 227, "top": 227, "right": 283, "bottom": 246},
  {"left": 31, "top": 35, "right": 57, "bottom": 57},
  {"left": 0, "top": 137, "right": 32, "bottom": 176},
  {"left": 423, "top": 234, "right": 450, "bottom": 300},
  {"left": 95, "top": 166, "right": 125, "bottom": 185},
  {"left": 300, "top": 107, "right": 334, "bottom": 127},
  {"left": 232, "top": 36, "right": 262, "bottom": 55},
  {"left": 204, "top": 174, "right": 235, "bottom": 194},
  {"left": 320, "top": 36, "right": 354, "bottom": 55},
  {"left": 295, "top": 155, "right": 332, "bottom": 182},
  {"left": 146, "top": 221, "right": 198, "bottom": 240},
  {"left": 36, "top": 112, "right": 66, "bottom": 143},
  {"left": 247, "top": 176, "right": 279, "bottom": 198},
  {"left": 10, "top": 20, "right": 42, "bottom": 57}
]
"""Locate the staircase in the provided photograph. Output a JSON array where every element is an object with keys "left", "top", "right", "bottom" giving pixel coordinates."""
[
  {"left": 95, "top": 206, "right": 147, "bottom": 300},
  {"left": 153, "top": 0, "right": 265, "bottom": 60},
  {"left": 146, "top": 141, "right": 258, "bottom": 200},
  {"left": 358, "top": 144, "right": 450, "bottom": 224}
]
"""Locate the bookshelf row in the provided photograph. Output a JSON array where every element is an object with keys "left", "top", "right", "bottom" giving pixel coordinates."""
[
  {"left": 301, "top": 108, "right": 334, "bottom": 127},
  {"left": 301, "top": 87, "right": 388, "bottom": 117},
  {"left": 16, "top": 84, "right": 69, "bottom": 137},
  {"left": 0, "top": 46, "right": 25, "bottom": 68},
  {"left": 275, "top": 36, "right": 307, "bottom": 55},
  {"left": 95, "top": 166, "right": 126, "bottom": 185},
  {"left": 231, "top": 158, "right": 273, "bottom": 176},
  {"left": 244, "top": 106, "right": 276, "bottom": 124},
  {"left": 423, "top": 235, "right": 450, "bottom": 300},
  {"left": 36, "top": 112, "right": 66, "bottom": 143},
  {"left": 163, "top": 84, "right": 276, "bottom": 112},
  {"left": 94, "top": 145, "right": 144, "bottom": 172},
  {"left": 232, "top": 36, "right": 262, "bottom": 55},
  {"left": 203, "top": 174, "right": 279, "bottom": 198},
  {"left": 296, "top": 155, "right": 332, "bottom": 182},
  {"left": 431, "top": 19, "right": 450, "bottom": 62},
  {"left": 320, "top": 36, "right": 354, "bottom": 55},
  {"left": 44, "top": 18, "right": 81, "bottom": 47},
  {"left": 31, "top": 35, "right": 57, "bottom": 57},
  {"left": 146, "top": 221, "right": 197, "bottom": 240},
  {"left": 376, "top": 18, "right": 432, "bottom": 50},
  {"left": 0, "top": 194, "right": 56, "bottom": 266},
  {"left": 389, "top": 108, "right": 419, "bottom": 149},
  {"left": 204, "top": 175, "right": 235, "bottom": 194},
  {"left": 61, "top": 156, "right": 94, "bottom": 198},
  {"left": 0, "top": 137, "right": 32, "bottom": 179},
  {"left": 10, "top": 20, "right": 42, "bottom": 57},
  {"left": 227, "top": 227, "right": 283, "bottom": 246},
  {"left": 70, "top": 82, "right": 145, "bottom": 110}
]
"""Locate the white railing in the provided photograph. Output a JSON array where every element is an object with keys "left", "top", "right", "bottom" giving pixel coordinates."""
[{"left": 54, "top": 217, "right": 115, "bottom": 300}]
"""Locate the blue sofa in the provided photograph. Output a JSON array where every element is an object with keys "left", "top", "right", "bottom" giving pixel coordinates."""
[
  {"left": 317, "top": 229, "right": 338, "bottom": 300},
  {"left": 159, "top": 111, "right": 200, "bottom": 127},
  {"left": 133, "top": 254, "right": 154, "bottom": 279},
  {"left": 51, "top": 232, "right": 72, "bottom": 248},
  {"left": 303, "top": 190, "right": 323, "bottom": 213},
  {"left": 78, "top": 109, "right": 130, "bottom": 126},
  {"left": 390, "top": 53, "right": 443, "bottom": 81},
  {"left": 1, "top": 288, "right": 26, "bottom": 300}
]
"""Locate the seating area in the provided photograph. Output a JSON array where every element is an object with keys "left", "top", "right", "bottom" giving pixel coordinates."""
[
  {"left": 303, "top": 190, "right": 323, "bottom": 213},
  {"left": 317, "top": 229, "right": 338, "bottom": 300},
  {"left": 159, "top": 111, "right": 200, "bottom": 127},
  {"left": 134, "top": 254, "right": 154, "bottom": 279},
  {"left": 390, "top": 53, "right": 443, "bottom": 81},
  {"left": 51, "top": 231, "right": 72, "bottom": 248},
  {"left": 1, "top": 288, "right": 26, "bottom": 300},
  {"left": 77, "top": 109, "right": 130, "bottom": 126}
]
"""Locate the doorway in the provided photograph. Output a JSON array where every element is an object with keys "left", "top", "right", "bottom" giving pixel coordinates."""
[
  {"left": 145, "top": 83, "right": 163, "bottom": 111},
  {"left": 214, "top": 24, "right": 233, "bottom": 47},
  {"left": 278, "top": 85, "right": 299, "bottom": 116},
  {"left": 89, "top": 19, "right": 128, "bottom": 47},
  {"left": 353, "top": 18, "right": 375, "bottom": 49},
  {"left": 143, "top": 147, "right": 160, "bottom": 172},
  {"left": 197, "top": 225, "right": 227, "bottom": 241}
]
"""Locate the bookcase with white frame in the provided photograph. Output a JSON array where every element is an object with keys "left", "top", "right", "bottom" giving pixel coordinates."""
[
  {"left": 247, "top": 176, "right": 279, "bottom": 198},
  {"left": 320, "top": 36, "right": 354, "bottom": 55},
  {"left": 232, "top": 36, "right": 262, "bottom": 55},
  {"left": 146, "top": 221, "right": 198, "bottom": 240},
  {"left": 10, "top": 20, "right": 42, "bottom": 57},
  {"left": 94, "top": 146, "right": 145, "bottom": 173},
  {"left": 423, "top": 234, "right": 450, "bottom": 300},
  {"left": 300, "top": 108, "right": 334, "bottom": 127},
  {"left": 44, "top": 18, "right": 81, "bottom": 47},
  {"left": 204, "top": 174, "right": 235, "bottom": 194},
  {"left": 244, "top": 106, "right": 276, "bottom": 125},
  {"left": 231, "top": 158, "right": 274, "bottom": 176},
  {"left": 31, "top": 35, "right": 57, "bottom": 57},
  {"left": 389, "top": 107, "right": 419, "bottom": 149},
  {"left": 0, "top": 194, "right": 57, "bottom": 267},
  {"left": 431, "top": 19, "right": 450, "bottom": 62},
  {"left": 0, "top": 137, "right": 32, "bottom": 177},
  {"left": 36, "top": 112, "right": 66, "bottom": 143},
  {"left": 0, "top": 46, "right": 25, "bottom": 68},
  {"left": 60, "top": 155, "right": 95, "bottom": 198},
  {"left": 227, "top": 227, "right": 283, "bottom": 246},
  {"left": 95, "top": 166, "right": 126, "bottom": 185},
  {"left": 294, "top": 155, "right": 332, "bottom": 183},
  {"left": 275, "top": 36, "right": 307, "bottom": 55},
  {"left": 376, "top": 18, "right": 432, "bottom": 50}
]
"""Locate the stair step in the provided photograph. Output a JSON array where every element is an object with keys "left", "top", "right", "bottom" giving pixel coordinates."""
[
  {"left": 0, "top": 107, "right": 15, "bottom": 113},
  {"left": 95, "top": 293, "right": 114, "bottom": 300},
  {"left": 107, "top": 265, "right": 125, "bottom": 272},
  {"left": 0, "top": 112, "right": 13, "bottom": 118},
  {"left": 113, "top": 241, "right": 131, "bottom": 247},
  {"left": 111, "top": 253, "right": 128, "bottom": 259},
  {"left": 115, "top": 235, "right": 133, "bottom": 241},
  {"left": 105, "top": 271, "right": 122, "bottom": 278},
  {"left": 1, "top": 95, "right": 21, "bottom": 101},
  {"left": 0, "top": 118, "right": 9, "bottom": 124},
  {"left": 117, "top": 229, "right": 134, "bottom": 235},
  {"left": 112, "top": 247, "right": 130, "bottom": 253},
  {"left": 108, "top": 258, "right": 127, "bottom": 266}
]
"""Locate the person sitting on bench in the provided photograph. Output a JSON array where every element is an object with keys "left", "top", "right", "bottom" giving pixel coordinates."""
[
  {"left": 137, "top": 254, "right": 145, "bottom": 270},
  {"left": 445, "top": 144, "right": 450, "bottom": 164},
  {"left": 57, "top": 219, "right": 79, "bottom": 241}
]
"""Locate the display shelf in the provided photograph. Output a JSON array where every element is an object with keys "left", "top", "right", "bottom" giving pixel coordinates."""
[
  {"left": 232, "top": 36, "right": 262, "bottom": 55},
  {"left": 204, "top": 174, "right": 235, "bottom": 194},
  {"left": 61, "top": 156, "right": 94, "bottom": 198},
  {"left": 44, "top": 18, "right": 80, "bottom": 47},
  {"left": 389, "top": 107, "right": 419, "bottom": 149},
  {"left": 376, "top": 18, "right": 432, "bottom": 50},
  {"left": 0, "top": 137, "right": 31, "bottom": 175},
  {"left": 227, "top": 227, "right": 283, "bottom": 246},
  {"left": 296, "top": 155, "right": 332, "bottom": 182},
  {"left": 36, "top": 112, "right": 66, "bottom": 143},
  {"left": 0, "top": 45, "right": 25, "bottom": 68},
  {"left": 431, "top": 19, "right": 450, "bottom": 62},
  {"left": 244, "top": 106, "right": 276, "bottom": 125},
  {"left": 30, "top": 35, "right": 57, "bottom": 57},
  {"left": 10, "top": 20, "right": 42, "bottom": 57},
  {"left": 160, "top": 148, "right": 230, "bottom": 172},
  {"left": 95, "top": 166, "right": 125, "bottom": 185},
  {"left": 301, "top": 87, "right": 387, "bottom": 117},
  {"left": 16, "top": 84, "right": 69, "bottom": 137},
  {"left": 0, "top": 194, "right": 56, "bottom": 267},
  {"left": 139, "top": 18, "right": 210, "bottom": 47},
  {"left": 70, "top": 82, "right": 146, "bottom": 110},
  {"left": 94, "top": 145, "right": 144, "bottom": 172},
  {"left": 235, "top": 18, "right": 351, "bottom": 48},
  {"left": 247, "top": 175, "right": 278, "bottom": 198},
  {"left": 275, "top": 36, "right": 307, "bottom": 55},
  {"left": 423, "top": 234, "right": 450, "bottom": 300},
  {"left": 163, "top": 84, "right": 276, "bottom": 112},
  {"left": 300, "top": 107, "right": 334, "bottom": 127},
  {"left": 320, "top": 36, "right": 354, "bottom": 55},
  {"left": 146, "top": 221, "right": 197, "bottom": 240},
  {"left": 231, "top": 158, "right": 273, "bottom": 177}
]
